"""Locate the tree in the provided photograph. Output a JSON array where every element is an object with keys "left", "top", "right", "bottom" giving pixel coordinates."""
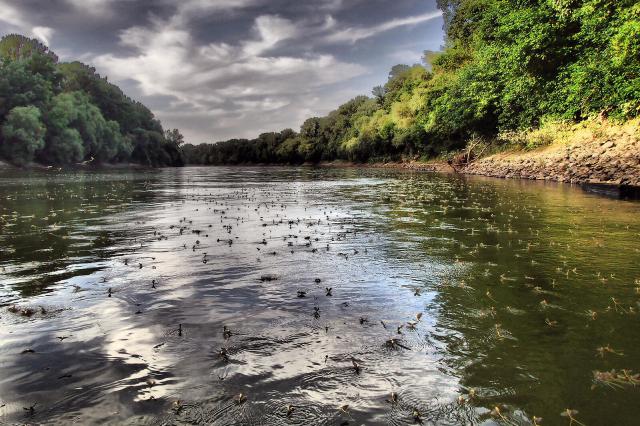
[
  {"left": 372, "top": 86, "right": 386, "bottom": 105},
  {"left": 388, "top": 64, "right": 411, "bottom": 81},
  {"left": 0, "top": 57, "right": 55, "bottom": 121},
  {"left": 422, "top": 50, "right": 442, "bottom": 71},
  {"left": 1, "top": 106, "right": 46, "bottom": 166},
  {"left": 0, "top": 34, "right": 58, "bottom": 62},
  {"left": 165, "top": 128, "right": 185, "bottom": 146},
  {"left": 58, "top": 61, "right": 162, "bottom": 135},
  {"left": 0, "top": 34, "right": 185, "bottom": 167},
  {"left": 44, "top": 128, "right": 85, "bottom": 164},
  {"left": 42, "top": 91, "right": 126, "bottom": 164}
]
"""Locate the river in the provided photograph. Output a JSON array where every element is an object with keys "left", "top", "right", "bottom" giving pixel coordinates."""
[{"left": 1, "top": 166, "right": 639, "bottom": 425}]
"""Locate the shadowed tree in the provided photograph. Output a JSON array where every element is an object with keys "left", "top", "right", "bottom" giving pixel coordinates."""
[
  {"left": 0, "top": 106, "right": 46, "bottom": 166},
  {"left": 372, "top": 85, "right": 386, "bottom": 105},
  {"left": 165, "top": 128, "right": 185, "bottom": 147}
]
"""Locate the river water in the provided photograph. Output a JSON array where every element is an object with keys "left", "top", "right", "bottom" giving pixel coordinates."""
[{"left": 0, "top": 167, "right": 639, "bottom": 425}]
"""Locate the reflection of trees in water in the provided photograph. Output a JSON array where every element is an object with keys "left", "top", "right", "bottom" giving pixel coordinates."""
[{"left": 0, "top": 170, "right": 171, "bottom": 296}]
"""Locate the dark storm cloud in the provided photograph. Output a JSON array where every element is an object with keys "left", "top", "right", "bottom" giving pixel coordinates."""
[{"left": 0, "top": 0, "right": 444, "bottom": 143}]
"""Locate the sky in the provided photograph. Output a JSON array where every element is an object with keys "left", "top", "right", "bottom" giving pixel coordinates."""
[{"left": 0, "top": 0, "right": 445, "bottom": 144}]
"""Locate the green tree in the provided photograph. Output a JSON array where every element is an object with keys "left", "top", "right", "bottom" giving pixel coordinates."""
[
  {"left": 372, "top": 85, "right": 386, "bottom": 105},
  {"left": 165, "top": 128, "right": 185, "bottom": 147},
  {"left": 0, "top": 34, "right": 183, "bottom": 168},
  {"left": 42, "top": 91, "right": 129, "bottom": 164},
  {"left": 0, "top": 106, "right": 46, "bottom": 166},
  {"left": 0, "top": 34, "right": 58, "bottom": 62},
  {"left": 44, "top": 128, "right": 85, "bottom": 164},
  {"left": 0, "top": 57, "right": 55, "bottom": 120}
]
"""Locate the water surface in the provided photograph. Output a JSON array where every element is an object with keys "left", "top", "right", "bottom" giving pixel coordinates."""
[{"left": 1, "top": 167, "right": 639, "bottom": 425}]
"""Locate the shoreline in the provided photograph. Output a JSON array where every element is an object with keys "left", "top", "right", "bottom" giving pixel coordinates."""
[
  {"left": 315, "top": 159, "right": 455, "bottom": 174},
  {"left": 0, "top": 161, "right": 154, "bottom": 171},
  {"left": 3, "top": 118, "right": 638, "bottom": 189},
  {"left": 465, "top": 119, "right": 639, "bottom": 188},
  {"left": 461, "top": 144, "right": 639, "bottom": 188},
  {"left": 321, "top": 119, "right": 640, "bottom": 189},
  {"left": 317, "top": 148, "right": 640, "bottom": 189}
]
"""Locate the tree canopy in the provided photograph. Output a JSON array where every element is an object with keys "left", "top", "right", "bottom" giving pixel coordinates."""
[
  {"left": 182, "top": 0, "right": 639, "bottom": 165},
  {"left": 0, "top": 34, "right": 184, "bottom": 167},
  {"left": 1, "top": 106, "right": 46, "bottom": 166}
]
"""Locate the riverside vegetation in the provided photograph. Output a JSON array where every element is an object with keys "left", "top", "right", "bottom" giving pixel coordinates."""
[
  {"left": 0, "top": 34, "right": 184, "bottom": 168},
  {"left": 181, "top": 0, "right": 640, "bottom": 174},
  {"left": 2, "top": 1, "right": 637, "bottom": 180}
]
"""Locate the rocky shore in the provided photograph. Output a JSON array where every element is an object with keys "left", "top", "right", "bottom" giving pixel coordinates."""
[
  {"left": 357, "top": 119, "right": 640, "bottom": 188},
  {"left": 463, "top": 119, "right": 640, "bottom": 187}
]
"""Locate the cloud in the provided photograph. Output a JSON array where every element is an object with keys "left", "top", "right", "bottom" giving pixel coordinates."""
[
  {"left": 64, "top": 0, "right": 258, "bottom": 18},
  {"left": 324, "top": 11, "right": 443, "bottom": 44},
  {"left": 176, "top": 0, "right": 260, "bottom": 15},
  {"left": 31, "top": 26, "right": 54, "bottom": 46},
  {"left": 65, "top": 0, "right": 120, "bottom": 15},
  {"left": 0, "top": 1, "right": 25, "bottom": 27},
  {"left": 154, "top": 86, "right": 363, "bottom": 142},
  {"left": 317, "top": 0, "right": 346, "bottom": 11},
  {"left": 0, "top": 0, "right": 443, "bottom": 143},
  {"left": 242, "top": 15, "right": 299, "bottom": 56},
  {"left": 93, "top": 11, "right": 367, "bottom": 141},
  {"left": 0, "top": 1, "right": 54, "bottom": 46}
]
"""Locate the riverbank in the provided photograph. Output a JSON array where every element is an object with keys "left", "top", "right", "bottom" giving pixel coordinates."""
[
  {"left": 463, "top": 119, "right": 640, "bottom": 187},
  {"left": 316, "top": 159, "right": 454, "bottom": 173},
  {"left": 325, "top": 119, "right": 640, "bottom": 188}
]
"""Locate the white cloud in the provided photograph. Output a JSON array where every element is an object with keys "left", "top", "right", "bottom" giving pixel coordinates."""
[
  {"left": 92, "top": 10, "right": 367, "bottom": 141},
  {"left": 91, "top": 7, "right": 444, "bottom": 142},
  {"left": 64, "top": 0, "right": 136, "bottom": 17},
  {"left": 199, "top": 43, "right": 234, "bottom": 62},
  {"left": 63, "top": 0, "right": 259, "bottom": 22},
  {"left": 176, "top": 0, "right": 259, "bottom": 15},
  {"left": 0, "top": 1, "right": 55, "bottom": 47},
  {"left": 322, "top": 15, "right": 337, "bottom": 30},
  {"left": 0, "top": 1, "right": 25, "bottom": 27},
  {"left": 325, "top": 11, "right": 443, "bottom": 44},
  {"left": 242, "top": 15, "right": 299, "bottom": 56},
  {"left": 31, "top": 26, "right": 54, "bottom": 46},
  {"left": 0, "top": 1, "right": 442, "bottom": 143},
  {"left": 155, "top": 86, "right": 363, "bottom": 142},
  {"left": 317, "top": 0, "right": 351, "bottom": 12},
  {"left": 65, "top": 0, "right": 110, "bottom": 12},
  {"left": 235, "top": 97, "right": 290, "bottom": 111}
]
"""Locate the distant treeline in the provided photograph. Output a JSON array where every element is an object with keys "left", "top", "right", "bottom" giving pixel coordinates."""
[
  {"left": 182, "top": 0, "right": 639, "bottom": 165},
  {"left": 0, "top": 34, "right": 184, "bottom": 167}
]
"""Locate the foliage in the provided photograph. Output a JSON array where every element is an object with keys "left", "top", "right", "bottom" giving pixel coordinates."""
[
  {"left": 0, "top": 55, "right": 57, "bottom": 121},
  {"left": 183, "top": 0, "right": 639, "bottom": 165},
  {"left": 500, "top": 116, "right": 640, "bottom": 152},
  {"left": 0, "top": 106, "right": 46, "bottom": 165},
  {"left": 0, "top": 34, "right": 58, "bottom": 62},
  {"left": 0, "top": 34, "right": 183, "bottom": 167},
  {"left": 165, "top": 129, "right": 185, "bottom": 146},
  {"left": 43, "top": 91, "right": 127, "bottom": 163}
]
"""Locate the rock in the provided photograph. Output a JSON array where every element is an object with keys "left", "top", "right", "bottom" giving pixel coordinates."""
[{"left": 601, "top": 141, "right": 615, "bottom": 149}]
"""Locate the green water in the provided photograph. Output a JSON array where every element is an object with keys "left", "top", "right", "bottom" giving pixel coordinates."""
[{"left": 0, "top": 167, "right": 639, "bottom": 425}]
